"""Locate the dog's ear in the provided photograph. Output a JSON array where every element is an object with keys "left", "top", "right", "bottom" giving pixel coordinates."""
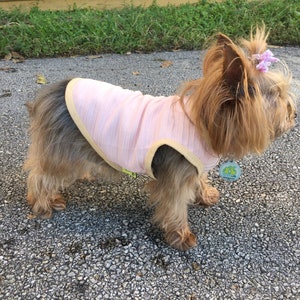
[
  {"left": 222, "top": 43, "right": 244, "bottom": 88},
  {"left": 216, "top": 33, "right": 233, "bottom": 46}
]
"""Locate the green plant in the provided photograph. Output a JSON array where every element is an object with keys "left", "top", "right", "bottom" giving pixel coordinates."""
[{"left": 0, "top": 0, "right": 299, "bottom": 58}]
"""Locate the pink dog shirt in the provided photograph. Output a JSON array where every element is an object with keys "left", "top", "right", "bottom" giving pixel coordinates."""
[{"left": 65, "top": 78, "right": 219, "bottom": 178}]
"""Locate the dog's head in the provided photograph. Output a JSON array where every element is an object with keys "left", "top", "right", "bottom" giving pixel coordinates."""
[{"left": 181, "top": 27, "right": 296, "bottom": 158}]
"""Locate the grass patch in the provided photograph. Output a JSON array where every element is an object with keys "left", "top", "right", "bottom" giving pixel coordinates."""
[{"left": 0, "top": 0, "right": 299, "bottom": 58}]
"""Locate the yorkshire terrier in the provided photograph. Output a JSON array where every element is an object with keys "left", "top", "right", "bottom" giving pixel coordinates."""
[{"left": 24, "top": 27, "right": 296, "bottom": 250}]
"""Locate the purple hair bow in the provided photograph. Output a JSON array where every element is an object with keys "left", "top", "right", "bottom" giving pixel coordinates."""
[{"left": 253, "top": 49, "right": 279, "bottom": 72}]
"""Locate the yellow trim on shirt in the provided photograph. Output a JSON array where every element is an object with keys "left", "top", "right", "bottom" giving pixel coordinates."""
[
  {"left": 65, "top": 78, "right": 123, "bottom": 173},
  {"left": 145, "top": 139, "right": 204, "bottom": 178}
]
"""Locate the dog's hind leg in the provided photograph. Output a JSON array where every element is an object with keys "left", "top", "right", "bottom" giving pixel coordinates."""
[
  {"left": 26, "top": 166, "right": 67, "bottom": 218},
  {"left": 25, "top": 151, "right": 110, "bottom": 218},
  {"left": 24, "top": 79, "right": 103, "bottom": 218}
]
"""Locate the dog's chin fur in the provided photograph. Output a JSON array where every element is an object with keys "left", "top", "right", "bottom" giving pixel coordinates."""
[{"left": 24, "top": 27, "right": 296, "bottom": 251}]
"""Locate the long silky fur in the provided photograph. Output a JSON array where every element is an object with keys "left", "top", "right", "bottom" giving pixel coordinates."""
[
  {"left": 179, "top": 27, "right": 295, "bottom": 159},
  {"left": 24, "top": 27, "right": 296, "bottom": 250}
]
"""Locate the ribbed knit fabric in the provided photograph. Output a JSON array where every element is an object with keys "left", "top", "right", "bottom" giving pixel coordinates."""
[{"left": 65, "top": 78, "right": 219, "bottom": 178}]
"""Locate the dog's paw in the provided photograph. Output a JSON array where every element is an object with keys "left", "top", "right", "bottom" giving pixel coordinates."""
[
  {"left": 27, "top": 193, "right": 53, "bottom": 219},
  {"left": 27, "top": 192, "right": 35, "bottom": 207},
  {"left": 79, "top": 172, "right": 95, "bottom": 181},
  {"left": 166, "top": 228, "right": 197, "bottom": 251},
  {"left": 50, "top": 194, "right": 66, "bottom": 211},
  {"left": 195, "top": 186, "right": 219, "bottom": 207}
]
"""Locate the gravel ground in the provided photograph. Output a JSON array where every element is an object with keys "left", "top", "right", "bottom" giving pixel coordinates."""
[{"left": 0, "top": 48, "right": 299, "bottom": 299}]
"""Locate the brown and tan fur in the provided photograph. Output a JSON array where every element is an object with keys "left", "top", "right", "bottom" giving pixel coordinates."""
[{"left": 24, "top": 28, "right": 296, "bottom": 251}]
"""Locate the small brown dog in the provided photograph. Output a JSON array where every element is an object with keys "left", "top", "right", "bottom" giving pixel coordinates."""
[{"left": 24, "top": 27, "right": 296, "bottom": 250}]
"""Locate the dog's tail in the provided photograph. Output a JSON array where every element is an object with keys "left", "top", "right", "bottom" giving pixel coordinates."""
[{"left": 25, "top": 79, "right": 72, "bottom": 119}]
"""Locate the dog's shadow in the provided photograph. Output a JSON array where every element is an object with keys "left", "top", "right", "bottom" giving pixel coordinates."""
[{"left": 38, "top": 175, "right": 165, "bottom": 247}]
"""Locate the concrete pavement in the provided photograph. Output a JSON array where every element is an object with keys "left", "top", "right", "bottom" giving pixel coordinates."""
[{"left": 0, "top": 48, "right": 299, "bottom": 299}]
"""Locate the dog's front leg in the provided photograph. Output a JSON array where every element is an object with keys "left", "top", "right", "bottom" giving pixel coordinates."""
[
  {"left": 195, "top": 173, "right": 219, "bottom": 207},
  {"left": 147, "top": 177, "right": 198, "bottom": 251},
  {"left": 148, "top": 146, "right": 199, "bottom": 251}
]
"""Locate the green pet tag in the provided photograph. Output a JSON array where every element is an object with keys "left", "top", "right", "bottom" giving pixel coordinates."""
[{"left": 219, "top": 161, "right": 241, "bottom": 181}]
